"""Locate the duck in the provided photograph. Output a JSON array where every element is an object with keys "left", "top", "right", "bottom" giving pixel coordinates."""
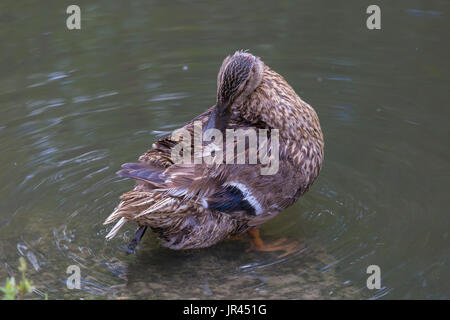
[{"left": 104, "top": 50, "right": 324, "bottom": 256}]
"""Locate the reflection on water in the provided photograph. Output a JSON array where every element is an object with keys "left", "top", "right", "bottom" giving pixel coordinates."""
[{"left": 1, "top": 0, "right": 449, "bottom": 299}]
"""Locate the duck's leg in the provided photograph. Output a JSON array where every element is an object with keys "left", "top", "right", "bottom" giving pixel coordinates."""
[
  {"left": 245, "top": 229, "right": 298, "bottom": 258},
  {"left": 127, "top": 225, "right": 147, "bottom": 254}
]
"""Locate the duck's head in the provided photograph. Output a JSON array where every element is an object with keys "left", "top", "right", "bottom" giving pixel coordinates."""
[{"left": 206, "top": 51, "right": 264, "bottom": 132}]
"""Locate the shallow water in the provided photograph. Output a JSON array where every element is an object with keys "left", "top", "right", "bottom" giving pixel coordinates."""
[{"left": 0, "top": 0, "right": 449, "bottom": 299}]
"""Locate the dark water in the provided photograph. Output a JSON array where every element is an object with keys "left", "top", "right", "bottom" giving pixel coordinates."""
[{"left": 1, "top": 0, "right": 449, "bottom": 299}]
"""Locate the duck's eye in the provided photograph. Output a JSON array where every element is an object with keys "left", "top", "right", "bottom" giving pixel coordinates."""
[{"left": 243, "top": 78, "right": 250, "bottom": 88}]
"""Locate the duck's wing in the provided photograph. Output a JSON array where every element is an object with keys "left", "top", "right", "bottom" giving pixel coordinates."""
[
  {"left": 115, "top": 133, "right": 304, "bottom": 216},
  {"left": 187, "top": 134, "right": 321, "bottom": 226},
  {"left": 195, "top": 161, "right": 302, "bottom": 226},
  {"left": 154, "top": 135, "right": 306, "bottom": 224}
]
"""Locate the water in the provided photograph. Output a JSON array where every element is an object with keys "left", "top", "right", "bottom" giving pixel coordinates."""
[{"left": 0, "top": 0, "right": 449, "bottom": 299}]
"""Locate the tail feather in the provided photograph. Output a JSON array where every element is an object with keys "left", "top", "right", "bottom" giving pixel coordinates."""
[
  {"left": 103, "top": 206, "right": 122, "bottom": 225},
  {"left": 104, "top": 190, "right": 153, "bottom": 225},
  {"left": 105, "top": 217, "right": 127, "bottom": 240},
  {"left": 117, "top": 162, "right": 165, "bottom": 185}
]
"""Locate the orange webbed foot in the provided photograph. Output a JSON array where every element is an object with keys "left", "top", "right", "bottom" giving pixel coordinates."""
[{"left": 245, "top": 229, "right": 299, "bottom": 258}]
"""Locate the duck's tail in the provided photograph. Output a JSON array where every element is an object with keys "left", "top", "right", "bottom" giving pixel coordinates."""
[
  {"left": 105, "top": 217, "right": 127, "bottom": 240},
  {"left": 103, "top": 195, "right": 134, "bottom": 239},
  {"left": 104, "top": 190, "right": 155, "bottom": 239}
]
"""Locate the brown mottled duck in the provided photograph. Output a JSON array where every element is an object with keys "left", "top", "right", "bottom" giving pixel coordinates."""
[{"left": 104, "top": 51, "right": 324, "bottom": 256}]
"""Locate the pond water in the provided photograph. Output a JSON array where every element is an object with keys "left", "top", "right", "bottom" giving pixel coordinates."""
[{"left": 0, "top": 0, "right": 449, "bottom": 299}]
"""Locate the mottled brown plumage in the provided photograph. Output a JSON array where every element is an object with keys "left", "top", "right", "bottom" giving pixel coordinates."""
[{"left": 104, "top": 51, "right": 324, "bottom": 251}]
